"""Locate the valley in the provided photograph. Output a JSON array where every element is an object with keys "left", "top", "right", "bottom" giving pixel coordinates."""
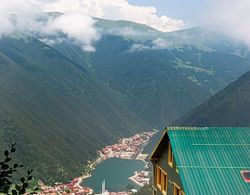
[{"left": 0, "top": 12, "right": 250, "bottom": 189}]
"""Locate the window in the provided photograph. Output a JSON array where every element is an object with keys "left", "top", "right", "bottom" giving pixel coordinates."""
[
  {"left": 168, "top": 142, "right": 173, "bottom": 167},
  {"left": 174, "top": 183, "right": 182, "bottom": 195},
  {"left": 161, "top": 173, "right": 168, "bottom": 194},
  {"left": 155, "top": 165, "right": 168, "bottom": 194},
  {"left": 157, "top": 166, "right": 161, "bottom": 189}
]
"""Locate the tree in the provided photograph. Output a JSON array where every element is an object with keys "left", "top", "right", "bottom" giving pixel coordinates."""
[{"left": 0, "top": 143, "right": 39, "bottom": 194}]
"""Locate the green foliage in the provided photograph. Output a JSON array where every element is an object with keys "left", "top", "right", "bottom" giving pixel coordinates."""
[{"left": 0, "top": 143, "right": 39, "bottom": 194}]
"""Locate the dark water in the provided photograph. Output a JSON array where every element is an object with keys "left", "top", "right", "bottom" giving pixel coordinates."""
[{"left": 83, "top": 158, "right": 145, "bottom": 193}]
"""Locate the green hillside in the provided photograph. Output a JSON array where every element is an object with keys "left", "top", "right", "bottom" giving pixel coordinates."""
[
  {"left": 0, "top": 36, "right": 147, "bottom": 183},
  {"left": 175, "top": 71, "right": 250, "bottom": 126},
  {"left": 53, "top": 34, "right": 250, "bottom": 127},
  {"left": 95, "top": 17, "right": 158, "bottom": 32},
  {"left": 94, "top": 17, "right": 161, "bottom": 41}
]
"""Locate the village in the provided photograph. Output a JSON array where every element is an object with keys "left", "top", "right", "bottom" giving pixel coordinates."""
[
  {"left": 39, "top": 177, "right": 93, "bottom": 195},
  {"left": 97, "top": 131, "right": 155, "bottom": 160},
  {"left": 39, "top": 130, "right": 157, "bottom": 195}
]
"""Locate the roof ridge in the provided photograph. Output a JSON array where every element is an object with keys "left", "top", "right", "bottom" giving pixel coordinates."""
[
  {"left": 166, "top": 126, "right": 204, "bottom": 131},
  {"left": 178, "top": 165, "right": 250, "bottom": 169}
]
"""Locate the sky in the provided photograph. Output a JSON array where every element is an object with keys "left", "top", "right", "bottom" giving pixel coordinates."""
[{"left": 127, "top": 0, "right": 211, "bottom": 24}]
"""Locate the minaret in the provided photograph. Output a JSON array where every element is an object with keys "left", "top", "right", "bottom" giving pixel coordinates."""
[
  {"left": 99, "top": 180, "right": 109, "bottom": 195},
  {"left": 101, "top": 180, "right": 105, "bottom": 194}
]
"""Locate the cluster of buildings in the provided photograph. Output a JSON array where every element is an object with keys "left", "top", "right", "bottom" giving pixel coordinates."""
[
  {"left": 98, "top": 131, "right": 156, "bottom": 160},
  {"left": 129, "top": 170, "right": 150, "bottom": 187},
  {"left": 39, "top": 177, "right": 93, "bottom": 195}
]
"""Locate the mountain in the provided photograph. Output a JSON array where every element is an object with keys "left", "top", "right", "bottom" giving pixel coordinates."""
[
  {"left": 175, "top": 71, "right": 250, "bottom": 126},
  {"left": 52, "top": 31, "right": 250, "bottom": 126},
  {"left": 42, "top": 15, "right": 250, "bottom": 126},
  {"left": 0, "top": 36, "right": 147, "bottom": 183},
  {"left": 95, "top": 17, "right": 158, "bottom": 33},
  {"left": 94, "top": 17, "right": 162, "bottom": 41}
]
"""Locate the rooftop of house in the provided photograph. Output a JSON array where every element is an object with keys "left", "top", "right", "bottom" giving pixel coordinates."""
[{"left": 150, "top": 127, "right": 250, "bottom": 194}]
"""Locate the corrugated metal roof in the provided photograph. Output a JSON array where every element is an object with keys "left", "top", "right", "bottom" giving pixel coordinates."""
[{"left": 168, "top": 127, "right": 250, "bottom": 195}]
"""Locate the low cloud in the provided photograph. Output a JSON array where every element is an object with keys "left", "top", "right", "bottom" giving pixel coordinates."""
[
  {"left": 129, "top": 43, "right": 150, "bottom": 52},
  {"left": 209, "top": 0, "right": 250, "bottom": 44},
  {"left": 0, "top": 0, "right": 99, "bottom": 51},
  {"left": 152, "top": 38, "right": 171, "bottom": 49},
  {"left": 0, "top": 0, "right": 39, "bottom": 36},
  {"left": 44, "top": 12, "right": 99, "bottom": 51},
  {"left": 129, "top": 38, "right": 172, "bottom": 52}
]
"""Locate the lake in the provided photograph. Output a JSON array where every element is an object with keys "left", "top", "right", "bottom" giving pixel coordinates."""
[{"left": 83, "top": 158, "right": 145, "bottom": 193}]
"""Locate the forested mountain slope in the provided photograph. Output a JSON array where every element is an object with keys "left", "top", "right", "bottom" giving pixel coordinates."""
[
  {"left": 0, "top": 37, "right": 147, "bottom": 183},
  {"left": 175, "top": 71, "right": 250, "bottom": 126},
  {"left": 53, "top": 32, "right": 250, "bottom": 126}
]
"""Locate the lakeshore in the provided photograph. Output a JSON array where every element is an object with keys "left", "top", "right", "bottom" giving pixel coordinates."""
[
  {"left": 39, "top": 130, "right": 157, "bottom": 194},
  {"left": 83, "top": 158, "right": 145, "bottom": 192}
]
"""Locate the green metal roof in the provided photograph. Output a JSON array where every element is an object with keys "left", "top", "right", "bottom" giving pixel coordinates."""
[{"left": 168, "top": 127, "right": 250, "bottom": 195}]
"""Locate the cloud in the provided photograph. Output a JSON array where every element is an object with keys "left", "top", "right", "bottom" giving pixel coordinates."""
[
  {"left": 0, "top": 0, "right": 99, "bottom": 51},
  {"left": 151, "top": 38, "right": 172, "bottom": 49},
  {"left": 129, "top": 43, "right": 150, "bottom": 52},
  {"left": 39, "top": 37, "right": 65, "bottom": 46},
  {"left": 209, "top": 0, "right": 250, "bottom": 43},
  {"left": 43, "top": 12, "right": 99, "bottom": 51},
  {"left": 43, "top": 0, "right": 185, "bottom": 32},
  {"left": 0, "top": 0, "right": 39, "bottom": 36},
  {"left": 129, "top": 38, "right": 172, "bottom": 52}
]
